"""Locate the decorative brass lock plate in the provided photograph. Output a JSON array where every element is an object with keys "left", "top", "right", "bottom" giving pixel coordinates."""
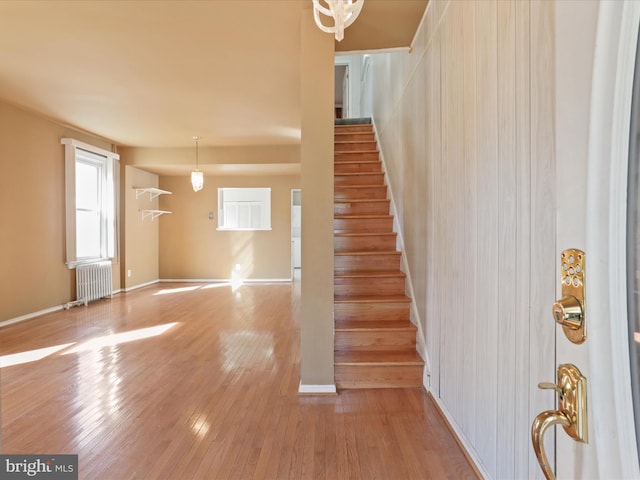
[
  {"left": 556, "top": 363, "right": 588, "bottom": 443},
  {"left": 553, "top": 249, "right": 586, "bottom": 344}
]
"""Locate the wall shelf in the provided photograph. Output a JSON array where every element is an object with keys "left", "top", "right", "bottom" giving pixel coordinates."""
[
  {"left": 140, "top": 209, "right": 172, "bottom": 221},
  {"left": 134, "top": 187, "right": 172, "bottom": 200}
]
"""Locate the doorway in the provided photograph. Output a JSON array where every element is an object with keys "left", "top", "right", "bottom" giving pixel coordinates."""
[{"left": 335, "top": 64, "right": 348, "bottom": 119}]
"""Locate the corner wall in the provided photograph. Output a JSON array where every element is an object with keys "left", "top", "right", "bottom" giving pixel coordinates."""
[{"left": 123, "top": 166, "right": 160, "bottom": 290}]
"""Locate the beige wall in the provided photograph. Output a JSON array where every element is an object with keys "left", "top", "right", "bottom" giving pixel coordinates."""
[
  {"left": 366, "top": 0, "right": 555, "bottom": 477},
  {"left": 123, "top": 166, "right": 160, "bottom": 289},
  {"left": 122, "top": 144, "right": 300, "bottom": 170},
  {"left": 0, "top": 100, "right": 120, "bottom": 322},
  {"left": 157, "top": 174, "right": 299, "bottom": 280},
  {"left": 299, "top": 11, "right": 334, "bottom": 388}
]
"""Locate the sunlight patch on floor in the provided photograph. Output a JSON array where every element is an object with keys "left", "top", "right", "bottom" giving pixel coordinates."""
[
  {"left": 62, "top": 323, "right": 179, "bottom": 354},
  {"left": 0, "top": 343, "right": 75, "bottom": 368}
]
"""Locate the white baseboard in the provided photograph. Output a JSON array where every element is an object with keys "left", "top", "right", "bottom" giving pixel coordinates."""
[
  {"left": 298, "top": 383, "right": 337, "bottom": 394},
  {"left": 124, "top": 279, "right": 159, "bottom": 292},
  {"left": 428, "top": 392, "right": 490, "bottom": 479},
  {"left": 0, "top": 305, "right": 64, "bottom": 328}
]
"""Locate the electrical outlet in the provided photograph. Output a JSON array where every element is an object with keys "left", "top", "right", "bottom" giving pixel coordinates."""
[{"left": 127, "top": 269, "right": 132, "bottom": 278}]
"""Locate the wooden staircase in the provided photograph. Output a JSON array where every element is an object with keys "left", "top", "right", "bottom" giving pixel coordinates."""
[{"left": 333, "top": 122, "right": 424, "bottom": 389}]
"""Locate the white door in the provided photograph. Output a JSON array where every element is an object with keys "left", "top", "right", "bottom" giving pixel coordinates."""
[{"left": 539, "top": 1, "right": 640, "bottom": 478}]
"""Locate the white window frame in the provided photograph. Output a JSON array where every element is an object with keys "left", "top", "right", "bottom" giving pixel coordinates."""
[
  {"left": 217, "top": 187, "right": 271, "bottom": 231},
  {"left": 62, "top": 138, "right": 120, "bottom": 268}
]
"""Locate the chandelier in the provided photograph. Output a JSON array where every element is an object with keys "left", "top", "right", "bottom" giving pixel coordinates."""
[
  {"left": 312, "top": 0, "right": 364, "bottom": 42},
  {"left": 191, "top": 136, "right": 203, "bottom": 192}
]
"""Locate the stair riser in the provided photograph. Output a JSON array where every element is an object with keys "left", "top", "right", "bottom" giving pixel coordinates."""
[
  {"left": 335, "top": 151, "right": 380, "bottom": 162},
  {"left": 335, "top": 186, "right": 387, "bottom": 200},
  {"left": 335, "top": 132, "right": 375, "bottom": 142},
  {"left": 335, "top": 330, "right": 417, "bottom": 352},
  {"left": 334, "top": 201, "right": 390, "bottom": 216},
  {"left": 335, "top": 173, "right": 385, "bottom": 186},
  {"left": 334, "top": 234, "right": 396, "bottom": 252},
  {"left": 334, "top": 277, "right": 406, "bottom": 296},
  {"left": 334, "top": 302, "right": 410, "bottom": 322},
  {"left": 335, "top": 142, "right": 378, "bottom": 152},
  {"left": 335, "top": 365, "right": 423, "bottom": 389},
  {"left": 334, "top": 217, "right": 393, "bottom": 233},
  {"left": 335, "top": 254, "right": 400, "bottom": 273},
  {"left": 335, "top": 125, "right": 373, "bottom": 133},
  {"left": 334, "top": 162, "right": 382, "bottom": 174}
]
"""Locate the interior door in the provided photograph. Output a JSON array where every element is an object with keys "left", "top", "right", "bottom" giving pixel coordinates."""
[{"left": 534, "top": 2, "right": 640, "bottom": 478}]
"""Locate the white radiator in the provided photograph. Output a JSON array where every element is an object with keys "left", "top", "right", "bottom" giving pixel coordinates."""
[{"left": 64, "top": 261, "right": 112, "bottom": 309}]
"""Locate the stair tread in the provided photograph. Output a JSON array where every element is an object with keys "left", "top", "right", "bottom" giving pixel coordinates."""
[
  {"left": 335, "top": 183, "right": 387, "bottom": 188},
  {"left": 335, "top": 270, "right": 405, "bottom": 278},
  {"left": 334, "top": 231, "right": 396, "bottom": 237},
  {"left": 335, "top": 171, "right": 383, "bottom": 175},
  {"left": 335, "top": 150, "right": 379, "bottom": 154},
  {"left": 335, "top": 350, "right": 424, "bottom": 366},
  {"left": 334, "top": 159, "right": 380, "bottom": 163},
  {"left": 335, "top": 198, "right": 388, "bottom": 202},
  {"left": 334, "top": 294, "right": 411, "bottom": 303},
  {"left": 335, "top": 214, "right": 392, "bottom": 219},
  {"left": 335, "top": 250, "right": 400, "bottom": 256},
  {"left": 335, "top": 319, "right": 416, "bottom": 331}
]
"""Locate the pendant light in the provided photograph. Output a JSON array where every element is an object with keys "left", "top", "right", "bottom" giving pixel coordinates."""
[
  {"left": 312, "top": 0, "right": 364, "bottom": 42},
  {"left": 191, "top": 136, "right": 203, "bottom": 192}
]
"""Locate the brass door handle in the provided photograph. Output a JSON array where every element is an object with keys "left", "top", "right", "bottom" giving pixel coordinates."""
[
  {"left": 531, "top": 364, "right": 588, "bottom": 480},
  {"left": 532, "top": 410, "right": 571, "bottom": 480}
]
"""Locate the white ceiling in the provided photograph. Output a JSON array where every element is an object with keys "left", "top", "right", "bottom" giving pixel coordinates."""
[{"left": 0, "top": 0, "right": 427, "bottom": 151}]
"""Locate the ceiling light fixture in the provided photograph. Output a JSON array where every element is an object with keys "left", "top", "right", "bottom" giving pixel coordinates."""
[
  {"left": 191, "top": 136, "right": 203, "bottom": 192},
  {"left": 312, "top": 0, "right": 364, "bottom": 42}
]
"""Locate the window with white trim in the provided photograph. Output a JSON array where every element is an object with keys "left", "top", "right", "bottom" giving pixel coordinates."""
[
  {"left": 217, "top": 188, "right": 271, "bottom": 230},
  {"left": 62, "top": 138, "right": 119, "bottom": 267}
]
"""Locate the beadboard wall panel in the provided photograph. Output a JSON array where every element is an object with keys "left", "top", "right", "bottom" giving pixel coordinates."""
[{"left": 366, "top": 0, "right": 555, "bottom": 477}]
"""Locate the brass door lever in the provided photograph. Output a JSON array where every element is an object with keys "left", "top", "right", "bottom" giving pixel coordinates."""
[{"left": 531, "top": 364, "right": 588, "bottom": 480}]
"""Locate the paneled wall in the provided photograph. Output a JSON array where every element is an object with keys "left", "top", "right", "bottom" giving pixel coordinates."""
[{"left": 366, "top": 1, "right": 555, "bottom": 477}]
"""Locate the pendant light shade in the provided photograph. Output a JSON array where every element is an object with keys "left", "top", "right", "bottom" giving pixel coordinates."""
[
  {"left": 191, "top": 170, "right": 203, "bottom": 192},
  {"left": 191, "top": 136, "right": 203, "bottom": 192},
  {"left": 312, "top": 0, "right": 364, "bottom": 42}
]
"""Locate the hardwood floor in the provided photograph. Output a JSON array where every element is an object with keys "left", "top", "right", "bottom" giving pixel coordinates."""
[{"left": 1, "top": 280, "right": 476, "bottom": 479}]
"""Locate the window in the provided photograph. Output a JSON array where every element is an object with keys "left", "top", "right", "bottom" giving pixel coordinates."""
[
  {"left": 217, "top": 188, "right": 271, "bottom": 230},
  {"left": 62, "top": 138, "right": 119, "bottom": 267}
]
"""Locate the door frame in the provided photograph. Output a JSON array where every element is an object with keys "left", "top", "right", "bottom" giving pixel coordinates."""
[{"left": 565, "top": 1, "right": 640, "bottom": 477}]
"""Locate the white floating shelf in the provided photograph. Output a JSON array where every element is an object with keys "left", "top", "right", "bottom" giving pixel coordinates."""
[
  {"left": 140, "top": 209, "right": 172, "bottom": 221},
  {"left": 134, "top": 187, "right": 172, "bottom": 200}
]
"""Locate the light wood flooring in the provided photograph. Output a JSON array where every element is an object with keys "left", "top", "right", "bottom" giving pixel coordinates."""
[{"left": 1, "top": 280, "right": 476, "bottom": 479}]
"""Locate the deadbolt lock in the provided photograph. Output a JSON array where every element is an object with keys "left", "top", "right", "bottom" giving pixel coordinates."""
[{"left": 555, "top": 249, "right": 586, "bottom": 344}]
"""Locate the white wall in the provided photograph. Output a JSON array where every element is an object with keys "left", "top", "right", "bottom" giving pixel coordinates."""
[{"left": 363, "top": 1, "right": 556, "bottom": 478}]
